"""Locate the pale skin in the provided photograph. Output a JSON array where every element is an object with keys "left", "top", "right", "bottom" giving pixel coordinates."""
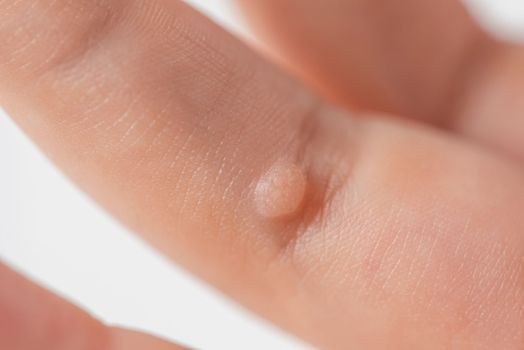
[{"left": 1, "top": 0, "right": 524, "bottom": 349}]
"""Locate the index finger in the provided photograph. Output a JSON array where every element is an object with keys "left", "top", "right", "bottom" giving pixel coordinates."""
[{"left": 2, "top": 1, "right": 524, "bottom": 349}]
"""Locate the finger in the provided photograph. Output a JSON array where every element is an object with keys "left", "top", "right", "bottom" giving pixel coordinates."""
[
  {"left": 1, "top": 1, "right": 524, "bottom": 349},
  {"left": 236, "top": 0, "right": 488, "bottom": 121},
  {"left": 0, "top": 261, "right": 188, "bottom": 350},
  {"left": 454, "top": 44, "right": 524, "bottom": 162},
  {"left": 237, "top": 1, "right": 524, "bottom": 163}
]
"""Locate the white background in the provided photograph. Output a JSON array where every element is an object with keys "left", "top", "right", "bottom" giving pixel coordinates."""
[{"left": 1, "top": 1, "right": 523, "bottom": 349}]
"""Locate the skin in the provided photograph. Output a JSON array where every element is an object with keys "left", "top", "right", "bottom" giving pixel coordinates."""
[
  {"left": 254, "top": 162, "right": 307, "bottom": 218},
  {"left": 0, "top": 264, "right": 188, "bottom": 350},
  {"left": 0, "top": 0, "right": 523, "bottom": 349}
]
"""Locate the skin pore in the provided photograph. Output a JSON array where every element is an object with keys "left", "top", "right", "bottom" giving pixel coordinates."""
[{"left": 0, "top": 0, "right": 524, "bottom": 349}]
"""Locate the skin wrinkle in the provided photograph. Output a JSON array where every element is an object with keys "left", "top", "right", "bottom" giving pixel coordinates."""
[
  {"left": 109, "top": 97, "right": 150, "bottom": 148},
  {"left": 145, "top": 120, "right": 181, "bottom": 182},
  {"left": 184, "top": 166, "right": 208, "bottom": 220},
  {"left": 288, "top": 116, "right": 523, "bottom": 346},
  {"left": 37, "top": 2, "right": 95, "bottom": 73},
  {"left": 137, "top": 120, "right": 177, "bottom": 175},
  {"left": 45, "top": 56, "right": 133, "bottom": 154},
  {"left": 285, "top": 193, "right": 349, "bottom": 290},
  {"left": 229, "top": 95, "right": 336, "bottom": 260},
  {"left": 164, "top": 10, "right": 233, "bottom": 75},
  {"left": 106, "top": 90, "right": 147, "bottom": 131},
  {"left": 447, "top": 215, "right": 472, "bottom": 288},
  {"left": 464, "top": 243, "right": 493, "bottom": 304},
  {"left": 56, "top": 74, "right": 115, "bottom": 130},
  {"left": 2, "top": 0, "right": 524, "bottom": 348},
  {"left": 198, "top": 139, "right": 239, "bottom": 221},
  {"left": 365, "top": 202, "right": 405, "bottom": 296},
  {"left": 166, "top": 127, "right": 202, "bottom": 216},
  {"left": 149, "top": 25, "right": 290, "bottom": 227},
  {"left": 412, "top": 218, "right": 443, "bottom": 299},
  {"left": 387, "top": 206, "right": 417, "bottom": 295},
  {"left": 424, "top": 238, "right": 451, "bottom": 318},
  {"left": 452, "top": 229, "right": 519, "bottom": 339},
  {"left": 190, "top": 140, "right": 226, "bottom": 216},
  {"left": 332, "top": 188, "right": 365, "bottom": 276},
  {"left": 334, "top": 222, "right": 363, "bottom": 289},
  {"left": 0, "top": 1, "right": 40, "bottom": 65},
  {"left": 495, "top": 255, "right": 520, "bottom": 307},
  {"left": 275, "top": 104, "right": 359, "bottom": 260},
  {"left": 380, "top": 223, "right": 409, "bottom": 295},
  {"left": 316, "top": 204, "right": 359, "bottom": 289},
  {"left": 44, "top": 0, "right": 237, "bottom": 175},
  {"left": 349, "top": 200, "right": 394, "bottom": 296},
  {"left": 477, "top": 243, "right": 508, "bottom": 301},
  {"left": 480, "top": 245, "right": 521, "bottom": 318},
  {"left": 154, "top": 14, "right": 245, "bottom": 114},
  {"left": 104, "top": 97, "right": 185, "bottom": 211},
  {"left": 463, "top": 276, "right": 503, "bottom": 341},
  {"left": 43, "top": 70, "right": 123, "bottom": 162},
  {"left": 32, "top": 1, "right": 124, "bottom": 78},
  {"left": 5, "top": 4, "right": 43, "bottom": 71}
]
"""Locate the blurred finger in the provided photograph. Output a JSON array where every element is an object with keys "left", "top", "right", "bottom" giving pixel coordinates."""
[
  {"left": 236, "top": 0, "right": 487, "bottom": 122},
  {"left": 0, "top": 262, "right": 187, "bottom": 350},
  {"left": 237, "top": 0, "right": 524, "bottom": 162}
]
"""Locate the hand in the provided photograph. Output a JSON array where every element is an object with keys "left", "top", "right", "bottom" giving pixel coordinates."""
[{"left": 1, "top": 0, "right": 523, "bottom": 349}]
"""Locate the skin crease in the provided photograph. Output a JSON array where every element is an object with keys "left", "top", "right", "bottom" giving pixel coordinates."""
[{"left": 0, "top": 0, "right": 523, "bottom": 349}]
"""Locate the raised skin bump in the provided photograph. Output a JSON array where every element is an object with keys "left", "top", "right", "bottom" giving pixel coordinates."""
[{"left": 254, "top": 161, "right": 307, "bottom": 219}]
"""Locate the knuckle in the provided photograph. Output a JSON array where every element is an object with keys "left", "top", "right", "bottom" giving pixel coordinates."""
[{"left": 0, "top": 0, "right": 126, "bottom": 79}]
